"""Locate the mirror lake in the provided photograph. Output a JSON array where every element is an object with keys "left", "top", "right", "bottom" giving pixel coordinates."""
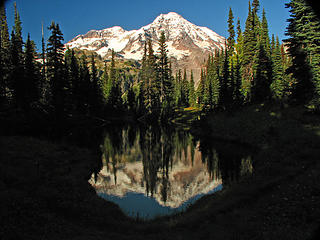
[{"left": 89, "top": 124, "right": 254, "bottom": 219}]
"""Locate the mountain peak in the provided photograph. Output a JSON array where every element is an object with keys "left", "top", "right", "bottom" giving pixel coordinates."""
[
  {"left": 157, "top": 12, "right": 183, "bottom": 20},
  {"left": 152, "top": 12, "right": 190, "bottom": 27},
  {"left": 66, "top": 13, "right": 225, "bottom": 83}
]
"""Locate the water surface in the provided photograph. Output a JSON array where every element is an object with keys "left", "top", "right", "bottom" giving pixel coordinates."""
[{"left": 89, "top": 125, "right": 253, "bottom": 219}]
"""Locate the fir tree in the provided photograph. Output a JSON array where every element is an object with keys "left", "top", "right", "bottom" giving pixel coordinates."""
[
  {"left": 271, "top": 36, "right": 285, "bottom": 101},
  {"left": 157, "top": 31, "right": 172, "bottom": 104},
  {"left": 157, "top": 31, "right": 174, "bottom": 118},
  {"left": 89, "top": 54, "right": 104, "bottom": 115},
  {"left": 188, "top": 70, "right": 196, "bottom": 107},
  {"left": 79, "top": 54, "right": 91, "bottom": 114},
  {"left": 284, "top": 0, "right": 316, "bottom": 103},
  {"left": 108, "top": 50, "right": 122, "bottom": 110},
  {"left": 65, "top": 49, "right": 80, "bottom": 111},
  {"left": 181, "top": 68, "right": 189, "bottom": 106},
  {"left": 24, "top": 33, "right": 39, "bottom": 108},
  {"left": 196, "top": 69, "right": 205, "bottom": 107},
  {"left": 10, "top": 2, "right": 25, "bottom": 108},
  {"left": 242, "top": 1, "right": 258, "bottom": 103},
  {"left": 47, "top": 21, "right": 66, "bottom": 117},
  {"left": 101, "top": 62, "right": 109, "bottom": 103},
  {"left": 0, "top": 4, "right": 10, "bottom": 106},
  {"left": 227, "top": 8, "right": 235, "bottom": 54},
  {"left": 143, "top": 39, "right": 159, "bottom": 115}
]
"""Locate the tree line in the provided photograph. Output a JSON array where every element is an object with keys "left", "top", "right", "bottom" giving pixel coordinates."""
[{"left": 1, "top": 0, "right": 319, "bottom": 127}]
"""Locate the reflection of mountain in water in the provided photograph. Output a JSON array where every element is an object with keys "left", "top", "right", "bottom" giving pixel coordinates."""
[{"left": 89, "top": 125, "right": 253, "bottom": 216}]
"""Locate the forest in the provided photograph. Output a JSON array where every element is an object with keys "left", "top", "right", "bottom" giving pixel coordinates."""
[{"left": 1, "top": 0, "right": 320, "bottom": 130}]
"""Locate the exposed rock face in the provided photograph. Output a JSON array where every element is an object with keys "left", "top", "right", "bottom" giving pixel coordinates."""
[{"left": 66, "top": 12, "right": 226, "bottom": 83}]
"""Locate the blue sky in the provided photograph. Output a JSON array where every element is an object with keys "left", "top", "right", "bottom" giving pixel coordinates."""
[{"left": 4, "top": 0, "right": 290, "bottom": 51}]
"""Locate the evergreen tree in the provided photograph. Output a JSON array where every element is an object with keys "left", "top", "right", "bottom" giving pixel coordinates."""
[
  {"left": 10, "top": 2, "right": 25, "bottom": 108},
  {"left": 242, "top": 1, "right": 256, "bottom": 102},
  {"left": 108, "top": 50, "right": 122, "bottom": 110},
  {"left": 101, "top": 62, "right": 109, "bottom": 103},
  {"left": 174, "top": 69, "right": 182, "bottom": 106},
  {"left": 157, "top": 31, "right": 172, "bottom": 103},
  {"left": 157, "top": 31, "right": 174, "bottom": 118},
  {"left": 204, "top": 55, "right": 214, "bottom": 109},
  {"left": 89, "top": 54, "right": 104, "bottom": 115},
  {"left": 24, "top": 33, "right": 39, "bottom": 108},
  {"left": 252, "top": 0, "right": 260, "bottom": 14},
  {"left": 261, "top": 9, "right": 271, "bottom": 55},
  {"left": 236, "top": 18, "right": 244, "bottom": 59},
  {"left": 188, "top": 70, "right": 196, "bottom": 107},
  {"left": 143, "top": 39, "right": 159, "bottom": 116},
  {"left": 79, "top": 54, "right": 91, "bottom": 114},
  {"left": 284, "top": 0, "right": 316, "bottom": 103},
  {"left": 181, "top": 68, "right": 189, "bottom": 106},
  {"left": 197, "top": 69, "right": 205, "bottom": 107},
  {"left": 227, "top": 8, "right": 235, "bottom": 54},
  {"left": 65, "top": 49, "right": 80, "bottom": 112},
  {"left": 271, "top": 36, "right": 285, "bottom": 101},
  {"left": 47, "top": 21, "right": 66, "bottom": 117},
  {"left": 40, "top": 22, "right": 48, "bottom": 103},
  {"left": 234, "top": 54, "right": 242, "bottom": 103},
  {"left": 253, "top": 9, "right": 272, "bottom": 103},
  {"left": 0, "top": 4, "right": 10, "bottom": 106}
]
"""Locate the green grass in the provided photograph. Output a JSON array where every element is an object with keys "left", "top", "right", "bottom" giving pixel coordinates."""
[{"left": 171, "top": 107, "right": 201, "bottom": 129}]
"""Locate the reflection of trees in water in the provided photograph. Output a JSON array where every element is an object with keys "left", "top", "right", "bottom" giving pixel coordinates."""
[
  {"left": 100, "top": 125, "right": 253, "bottom": 201},
  {"left": 101, "top": 124, "right": 197, "bottom": 202},
  {"left": 140, "top": 125, "right": 174, "bottom": 199},
  {"left": 199, "top": 139, "right": 253, "bottom": 187}
]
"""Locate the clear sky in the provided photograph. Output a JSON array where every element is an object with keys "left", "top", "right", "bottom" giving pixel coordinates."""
[{"left": 4, "top": 0, "right": 291, "bottom": 51}]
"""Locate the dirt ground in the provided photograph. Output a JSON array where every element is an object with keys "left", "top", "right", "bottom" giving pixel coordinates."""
[{"left": 1, "top": 105, "right": 320, "bottom": 239}]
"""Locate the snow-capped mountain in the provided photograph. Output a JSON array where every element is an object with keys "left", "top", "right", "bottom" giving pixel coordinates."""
[{"left": 66, "top": 12, "right": 226, "bottom": 82}]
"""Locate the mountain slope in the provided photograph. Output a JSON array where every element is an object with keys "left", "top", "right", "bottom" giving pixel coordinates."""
[{"left": 66, "top": 12, "right": 226, "bottom": 82}]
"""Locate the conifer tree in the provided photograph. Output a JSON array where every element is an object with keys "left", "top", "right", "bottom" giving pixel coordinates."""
[
  {"left": 157, "top": 31, "right": 172, "bottom": 104},
  {"left": 108, "top": 50, "right": 122, "bottom": 110},
  {"left": 157, "top": 31, "right": 174, "bottom": 118},
  {"left": 89, "top": 54, "right": 100, "bottom": 114},
  {"left": 204, "top": 55, "right": 214, "bottom": 109},
  {"left": 181, "top": 68, "right": 189, "bottom": 106},
  {"left": 47, "top": 21, "right": 66, "bottom": 117},
  {"left": 137, "top": 42, "right": 147, "bottom": 114},
  {"left": 253, "top": 9, "right": 272, "bottom": 103},
  {"left": 197, "top": 69, "right": 205, "bottom": 106},
  {"left": 24, "top": 33, "right": 39, "bottom": 108},
  {"left": 227, "top": 8, "right": 235, "bottom": 54},
  {"left": 242, "top": 1, "right": 256, "bottom": 102},
  {"left": 175, "top": 69, "right": 182, "bottom": 106},
  {"left": 0, "top": 4, "right": 10, "bottom": 106},
  {"left": 188, "top": 70, "right": 196, "bottom": 107},
  {"left": 10, "top": 2, "right": 25, "bottom": 108},
  {"left": 284, "top": 0, "right": 316, "bottom": 103},
  {"left": 252, "top": 0, "right": 260, "bottom": 14},
  {"left": 101, "top": 62, "right": 109, "bottom": 102},
  {"left": 271, "top": 36, "right": 285, "bottom": 101},
  {"left": 236, "top": 18, "right": 244, "bottom": 59},
  {"left": 261, "top": 9, "right": 271, "bottom": 55},
  {"left": 65, "top": 49, "right": 80, "bottom": 111},
  {"left": 79, "top": 54, "right": 91, "bottom": 114}
]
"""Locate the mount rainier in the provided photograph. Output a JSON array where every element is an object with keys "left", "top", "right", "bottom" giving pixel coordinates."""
[{"left": 66, "top": 12, "right": 226, "bottom": 81}]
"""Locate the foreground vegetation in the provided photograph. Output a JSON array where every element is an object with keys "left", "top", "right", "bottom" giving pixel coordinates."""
[{"left": 1, "top": 103, "right": 320, "bottom": 239}]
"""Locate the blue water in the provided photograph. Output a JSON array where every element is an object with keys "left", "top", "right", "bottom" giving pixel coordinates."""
[{"left": 98, "top": 184, "right": 223, "bottom": 219}]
